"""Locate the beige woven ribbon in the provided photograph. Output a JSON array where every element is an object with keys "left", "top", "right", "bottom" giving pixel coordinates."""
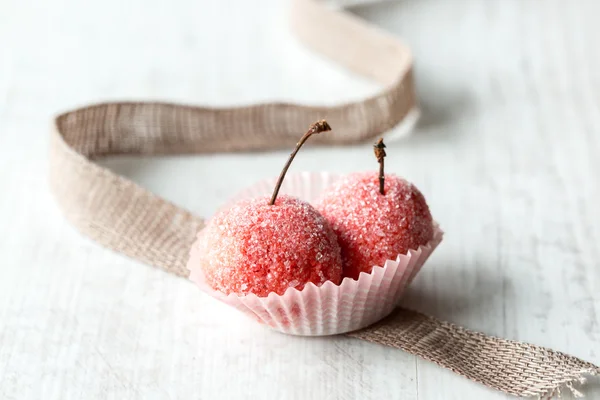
[{"left": 48, "top": 0, "right": 599, "bottom": 397}]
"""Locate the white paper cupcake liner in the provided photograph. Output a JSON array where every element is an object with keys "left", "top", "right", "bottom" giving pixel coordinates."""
[{"left": 188, "top": 172, "right": 443, "bottom": 336}]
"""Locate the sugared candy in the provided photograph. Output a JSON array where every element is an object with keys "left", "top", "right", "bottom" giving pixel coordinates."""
[
  {"left": 316, "top": 172, "right": 433, "bottom": 280},
  {"left": 195, "top": 195, "right": 342, "bottom": 296},
  {"left": 191, "top": 120, "right": 343, "bottom": 297}
]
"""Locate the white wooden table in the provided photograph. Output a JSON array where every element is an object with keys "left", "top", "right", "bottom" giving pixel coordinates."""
[{"left": 1, "top": 0, "right": 599, "bottom": 398}]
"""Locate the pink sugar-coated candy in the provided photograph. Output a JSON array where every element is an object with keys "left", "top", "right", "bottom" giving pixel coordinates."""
[
  {"left": 194, "top": 194, "right": 342, "bottom": 297},
  {"left": 316, "top": 172, "right": 434, "bottom": 280}
]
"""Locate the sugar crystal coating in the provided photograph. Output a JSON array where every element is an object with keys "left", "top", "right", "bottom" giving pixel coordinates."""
[
  {"left": 194, "top": 195, "right": 342, "bottom": 297},
  {"left": 315, "top": 172, "right": 433, "bottom": 280}
]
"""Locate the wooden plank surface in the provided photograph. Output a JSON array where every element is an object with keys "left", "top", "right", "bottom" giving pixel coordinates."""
[{"left": 1, "top": 0, "right": 599, "bottom": 398}]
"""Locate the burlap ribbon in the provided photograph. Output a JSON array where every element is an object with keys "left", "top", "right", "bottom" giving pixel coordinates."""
[{"left": 48, "top": 0, "right": 599, "bottom": 397}]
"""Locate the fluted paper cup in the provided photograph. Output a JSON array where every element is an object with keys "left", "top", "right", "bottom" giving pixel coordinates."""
[{"left": 188, "top": 172, "right": 443, "bottom": 336}]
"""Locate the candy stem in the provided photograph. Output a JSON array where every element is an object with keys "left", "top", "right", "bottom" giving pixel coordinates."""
[
  {"left": 269, "top": 120, "right": 332, "bottom": 206},
  {"left": 374, "top": 138, "right": 386, "bottom": 195}
]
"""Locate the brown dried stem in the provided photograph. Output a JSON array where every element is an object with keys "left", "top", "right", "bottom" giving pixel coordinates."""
[
  {"left": 269, "top": 120, "right": 332, "bottom": 205},
  {"left": 374, "top": 138, "right": 387, "bottom": 195}
]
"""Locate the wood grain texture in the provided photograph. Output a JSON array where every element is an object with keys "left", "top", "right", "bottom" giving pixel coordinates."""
[{"left": 1, "top": 0, "right": 599, "bottom": 399}]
